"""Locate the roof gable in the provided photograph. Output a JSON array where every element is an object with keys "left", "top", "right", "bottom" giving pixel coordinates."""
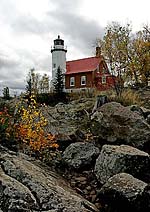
[{"left": 66, "top": 56, "right": 102, "bottom": 75}]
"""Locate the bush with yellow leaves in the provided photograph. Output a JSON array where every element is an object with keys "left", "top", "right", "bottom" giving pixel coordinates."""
[
  {"left": 0, "top": 95, "right": 58, "bottom": 158},
  {"left": 15, "top": 95, "right": 58, "bottom": 154}
]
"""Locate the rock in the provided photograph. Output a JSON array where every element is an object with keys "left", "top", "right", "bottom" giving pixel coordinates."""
[
  {"left": 86, "top": 186, "right": 92, "bottom": 191},
  {"left": 140, "top": 106, "right": 150, "bottom": 118},
  {"left": 146, "top": 114, "right": 150, "bottom": 124},
  {"left": 128, "top": 105, "right": 150, "bottom": 120},
  {"left": 75, "top": 176, "right": 87, "bottom": 182},
  {"left": 0, "top": 167, "right": 37, "bottom": 211},
  {"left": 138, "top": 88, "right": 150, "bottom": 109},
  {"left": 41, "top": 98, "right": 94, "bottom": 139},
  {"left": 0, "top": 146, "right": 98, "bottom": 212},
  {"left": 91, "top": 195, "right": 97, "bottom": 203},
  {"left": 98, "top": 173, "right": 150, "bottom": 212},
  {"left": 128, "top": 105, "right": 144, "bottom": 116},
  {"left": 90, "top": 190, "right": 96, "bottom": 195},
  {"left": 90, "top": 102, "right": 150, "bottom": 149},
  {"left": 62, "top": 142, "right": 100, "bottom": 170},
  {"left": 94, "top": 202, "right": 102, "bottom": 210},
  {"left": 95, "top": 144, "right": 150, "bottom": 184}
]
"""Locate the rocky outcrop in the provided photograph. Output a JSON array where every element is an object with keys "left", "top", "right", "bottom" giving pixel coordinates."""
[
  {"left": 90, "top": 102, "right": 150, "bottom": 149},
  {"left": 95, "top": 144, "right": 150, "bottom": 184},
  {"left": 40, "top": 100, "right": 150, "bottom": 152},
  {"left": 0, "top": 167, "right": 37, "bottom": 211},
  {"left": 0, "top": 146, "right": 98, "bottom": 212},
  {"left": 128, "top": 105, "right": 150, "bottom": 120},
  {"left": 146, "top": 114, "right": 150, "bottom": 124},
  {"left": 128, "top": 104, "right": 144, "bottom": 116},
  {"left": 98, "top": 173, "right": 150, "bottom": 212},
  {"left": 41, "top": 99, "right": 94, "bottom": 145},
  {"left": 62, "top": 142, "right": 100, "bottom": 170},
  {"left": 138, "top": 88, "right": 150, "bottom": 109}
]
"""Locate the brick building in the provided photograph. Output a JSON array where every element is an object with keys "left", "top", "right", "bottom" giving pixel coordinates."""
[{"left": 51, "top": 36, "right": 116, "bottom": 92}]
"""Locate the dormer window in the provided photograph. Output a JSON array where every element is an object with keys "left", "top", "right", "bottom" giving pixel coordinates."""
[
  {"left": 102, "top": 76, "right": 106, "bottom": 84},
  {"left": 81, "top": 76, "right": 86, "bottom": 85},
  {"left": 70, "top": 77, "right": 75, "bottom": 86}
]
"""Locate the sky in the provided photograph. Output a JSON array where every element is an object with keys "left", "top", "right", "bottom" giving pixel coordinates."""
[{"left": 0, "top": 0, "right": 150, "bottom": 96}]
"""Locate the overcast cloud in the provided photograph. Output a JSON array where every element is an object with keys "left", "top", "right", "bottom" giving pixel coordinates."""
[{"left": 0, "top": 0, "right": 149, "bottom": 95}]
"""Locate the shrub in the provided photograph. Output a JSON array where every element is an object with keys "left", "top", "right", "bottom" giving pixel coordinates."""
[
  {"left": 0, "top": 96, "right": 58, "bottom": 157},
  {"left": 0, "top": 106, "right": 18, "bottom": 150},
  {"left": 36, "top": 92, "right": 68, "bottom": 106},
  {"left": 15, "top": 96, "right": 58, "bottom": 153},
  {"left": 67, "top": 89, "right": 96, "bottom": 101},
  {"left": 112, "top": 89, "right": 142, "bottom": 106}
]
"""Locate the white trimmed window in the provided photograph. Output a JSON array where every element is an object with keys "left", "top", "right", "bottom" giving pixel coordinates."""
[
  {"left": 53, "top": 63, "right": 56, "bottom": 68},
  {"left": 70, "top": 77, "right": 75, "bottom": 86},
  {"left": 81, "top": 76, "right": 86, "bottom": 85},
  {"left": 102, "top": 76, "right": 106, "bottom": 84}
]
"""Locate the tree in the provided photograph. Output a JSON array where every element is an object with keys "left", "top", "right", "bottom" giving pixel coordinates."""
[
  {"left": 3, "top": 87, "right": 10, "bottom": 100},
  {"left": 130, "top": 26, "right": 150, "bottom": 86},
  {"left": 26, "top": 69, "right": 32, "bottom": 96},
  {"left": 26, "top": 68, "right": 41, "bottom": 96},
  {"left": 53, "top": 66, "right": 64, "bottom": 96},
  {"left": 39, "top": 74, "right": 50, "bottom": 93},
  {"left": 97, "top": 22, "right": 132, "bottom": 96},
  {"left": 97, "top": 22, "right": 150, "bottom": 93}
]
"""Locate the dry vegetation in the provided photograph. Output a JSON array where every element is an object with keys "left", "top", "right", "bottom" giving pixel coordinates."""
[{"left": 67, "top": 88, "right": 143, "bottom": 107}]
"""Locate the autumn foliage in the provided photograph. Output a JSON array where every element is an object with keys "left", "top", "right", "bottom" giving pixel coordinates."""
[
  {"left": 0, "top": 96, "right": 58, "bottom": 156},
  {"left": 97, "top": 22, "right": 150, "bottom": 96},
  {"left": 0, "top": 107, "right": 14, "bottom": 142}
]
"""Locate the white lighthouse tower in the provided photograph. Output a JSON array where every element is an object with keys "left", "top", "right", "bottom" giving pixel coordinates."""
[{"left": 51, "top": 35, "right": 67, "bottom": 85}]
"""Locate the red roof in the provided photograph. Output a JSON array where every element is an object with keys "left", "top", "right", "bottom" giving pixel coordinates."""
[{"left": 65, "top": 56, "right": 102, "bottom": 75}]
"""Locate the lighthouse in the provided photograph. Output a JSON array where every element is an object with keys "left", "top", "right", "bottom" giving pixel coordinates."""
[{"left": 51, "top": 35, "right": 67, "bottom": 85}]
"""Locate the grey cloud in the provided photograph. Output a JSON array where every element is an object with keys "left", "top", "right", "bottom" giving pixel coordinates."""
[
  {"left": 1, "top": 0, "right": 103, "bottom": 50},
  {"left": 1, "top": 79, "right": 25, "bottom": 90},
  {"left": 0, "top": 0, "right": 49, "bottom": 35},
  {"left": 0, "top": 51, "right": 23, "bottom": 84},
  {"left": 50, "top": 0, "right": 104, "bottom": 50},
  {"left": 0, "top": 0, "right": 104, "bottom": 95},
  {"left": 48, "top": 11, "right": 104, "bottom": 54},
  {"left": 4, "top": 80, "right": 25, "bottom": 90},
  {"left": 0, "top": 55, "right": 18, "bottom": 69},
  {"left": 11, "top": 15, "right": 50, "bottom": 35},
  {"left": 51, "top": 0, "right": 80, "bottom": 11},
  {"left": 16, "top": 48, "right": 51, "bottom": 72}
]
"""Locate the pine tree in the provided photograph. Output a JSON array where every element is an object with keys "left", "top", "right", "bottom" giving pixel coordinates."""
[
  {"left": 53, "top": 66, "right": 64, "bottom": 96},
  {"left": 3, "top": 87, "right": 10, "bottom": 100}
]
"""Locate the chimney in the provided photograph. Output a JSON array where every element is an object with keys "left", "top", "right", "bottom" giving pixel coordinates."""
[{"left": 96, "top": 47, "right": 101, "bottom": 57}]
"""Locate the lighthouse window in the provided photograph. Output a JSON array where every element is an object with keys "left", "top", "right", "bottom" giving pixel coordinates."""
[
  {"left": 53, "top": 63, "right": 56, "bottom": 68},
  {"left": 70, "top": 77, "right": 75, "bottom": 86},
  {"left": 81, "top": 76, "right": 86, "bottom": 85}
]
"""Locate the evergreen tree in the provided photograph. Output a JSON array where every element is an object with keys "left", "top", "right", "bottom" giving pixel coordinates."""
[
  {"left": 53, "top": 66, "right": 64, "bottom": 96},
  {"left": 26, "top": 68, "right": 33, "bottom": 96},
  {"left": 3, "top": 87, "right": 10, "bottom": 100}
]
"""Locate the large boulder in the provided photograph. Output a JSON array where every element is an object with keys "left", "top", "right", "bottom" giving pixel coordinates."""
[
  {"left": 146, "top": 114, "right": 150, "bottom": 124},
  {"left": 41, "top": 99, "right": 94, "bottom": 143},
  {"left": 127, "top": 104, "right": 144, "bottom": 116},
  {"left": 0, "top": 146, "right": 98, "bottom": 212},
  {"left": 98, "top": 173, "right": 150, "bottom": 212},
  {"left": 95, "top": 144, "right": 150, "bottom": 184},
  {"left": 127, "top": 105, "right": 150, "bottom": 120},
  {"left": 63, "top": 142, "right": 100, "bottom": 170},
  {"left": 90, "top": 102, "right": 150, "bottom": 149},
  {"left": 0, "top": 167, "right": 37, "bottom": 212}
]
